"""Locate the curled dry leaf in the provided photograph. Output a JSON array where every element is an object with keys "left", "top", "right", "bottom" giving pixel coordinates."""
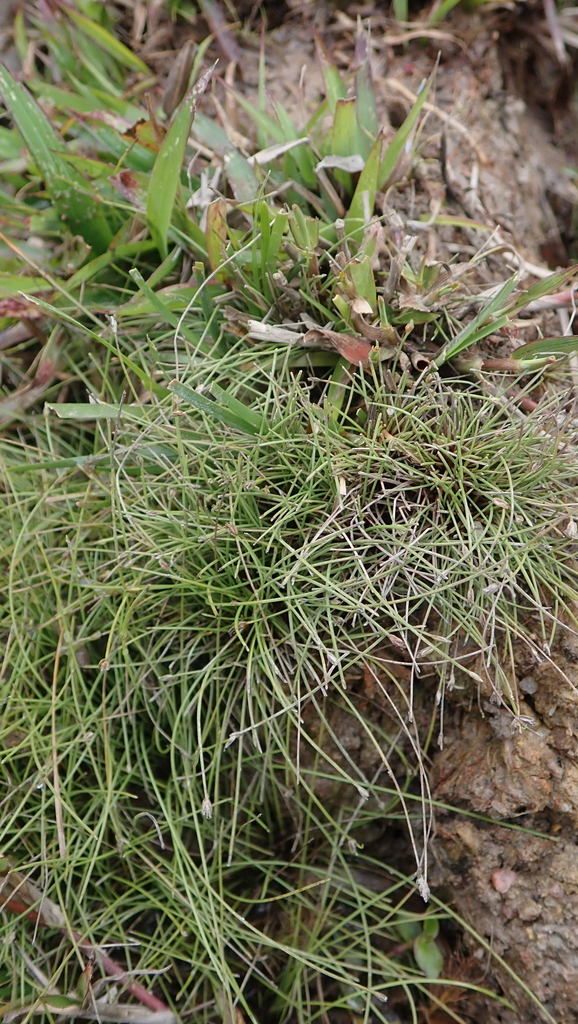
[
  {"left": 350, "top": 308, "right": 398, "bottom": 345},
  {"left": 162, "top": 38, "right": 197, "bottom": 118},
  {"left": 226, "top": 308, "right": 398, "bottom": 366},
  {"left": 408, "top": 349, "right": 432, "bottom": 372},
  {"left": 1, "top": 861, "right": 173, "bottom": 1018},
  {"left": 315, "top": 154, "right": 366, "bottom": 173},
  {"left": 351, "top": 297, "right": 373, "bottom": 316},
  {"left": 0, "top": 326, "right": 62, "bottom": 426},
  {"left": 197, "top": 0, "right": 239, "bottom": 63},
  {"left": 3, "top": 1000, "right": 176, "bottom": 1024},
  {"left": 0, "top": 323, "right": 39, "bottom": 349},
  {"left": 0, "top": 862, "right": 65, "bottom": 927},
  {"left": 245, "top": 320, "right": 305, "bottom": 345},
  {"left": 0, "top": 296, "right": 53, "bottom": 319},
  {"left": 121, "top": 118, "right": 164, "bottom": 153},
  {"left": 303, "top": 328, "right": 373, "bottom": 366},
  {"left": 109, "top": 171, "right": 146, "bottom": 209}
]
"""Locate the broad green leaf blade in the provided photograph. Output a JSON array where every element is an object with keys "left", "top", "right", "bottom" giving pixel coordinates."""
[
  {"left": 223, "top": 151, "right": 259, "bottom": 202},
  {"left": 29, "top": 81, "right": 109, "bottom": 115},
  {"left": 29, "top": 80, "right": 143, "bottom": 122},
  {"left": 413, "top": 934, "right": 444, "bottom": 978},
  {"left": 192, "top": 111, "right": 240, "bottom": 155},
  {"left": 396, "top": 920, "right": 421, "bottom": 942},
  {"left": 355, "top": 33, "right": 378, "bottom": 156},
  {"left": 511, "top": 336, "right": 578, "bottom": 362},
  {"left": 168, "top": 379, "right": 260, "bottom": 435},
  {"left": 422, "top": 917, "right": 440, "bottom": 940},
  {"left": 377, "top": 75, "right": 432, "bottom": 190},
  {"left": 274, "top": 102, "right": 317, "bottom": 188},
  {"left": 56, "top": 152, "right": 117, "bottom": 179},
  {"left": 46, "top": 402, "right": 149, "bottom": 421},
  {"left": 192, "top": 112, "right": 259, "bottom": 200},
  {"left": 209, "top": 381, "right": 268, "bottom": 432},
  {"left": 314, "top": 29, "right": 347, "bottom": 113},
  {"left": 434, "top": 276, "right": 519, "bottom": 366},
  {"left": 116, "top": 282, "right": 205, "bottom": 316},
  {"left": 218, "top": 91, "right": 285, "bottom": 144},
  {"left": 0, "top": 274, "right": 53, "bottom": 297},
  {"left": 206, "top": 198, "right": 228, "bottom": 272},
  {"left": 332, "top": 98, "right": 358, "bottom": 156},
  {"left": 348, "top": 254, "right": 377, "bottom": 308},
  {"left": 66, "top": 9, "right": 150, "bottom": 74},
  {"left": 147, "top": 64, "right": 215, "bottom": 259},
  {"left": 345, "top": 130, "right": 383, "bottom": 239},
  {"left": 0, "top": 124, "right": 24, "bottom": 159},
  {"left": 0, "top": 66, "right": 113, "bottom": 254},
  {"left": 507, "top": 265, "right": 578, "bottom": 315},
  {"left": 331, "top": 98, "right": 358, "bottom": 189},
  {"left": 266, "top": 209, "right": 289, "bottom": 273},
  {"left": 450, "top": 311, "right": 512, "bottom": 352}
]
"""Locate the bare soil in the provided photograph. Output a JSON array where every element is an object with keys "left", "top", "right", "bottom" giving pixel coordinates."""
[{"left": 431, "top": 621, "right": 578, "bottom": 1024}]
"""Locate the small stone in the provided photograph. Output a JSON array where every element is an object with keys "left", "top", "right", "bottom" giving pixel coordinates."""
[
  {"left": 518, "top": 899, "right": 542, "bottom": 922},
  {"left": 492, "top": 868, "right": 518, "bottom": 893},
  {"left": 520, "top": 675, "right": 538, "bottom": 694}
]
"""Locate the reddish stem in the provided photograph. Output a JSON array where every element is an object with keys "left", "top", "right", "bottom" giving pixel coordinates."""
[
  {"left": 70, "top": 930, "right": 171, "bottom": 1014},
  {"left": 1, "top": 895, "right": 171, "bottom": 1016},
  {"left": 506, "top": 390, "right": 539, "bottom": 413},
  {"left": 480, "top": 357, "right": 526, "bottom": 372}
]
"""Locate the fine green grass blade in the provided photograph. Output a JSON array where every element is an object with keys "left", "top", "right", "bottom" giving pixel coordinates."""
[
  {"left": 147, "top": 64, "right": 215, "bottom": 259},
  {"left": 0, "top": 66, "right": 113, "bottom": 254},
  {"left": 128, "top": 268, "right": 212, "bottom": 354},
  {"left": 20, "top": 293, "right": 167, "bottom": 397},
  {"left": 18, "top": 294, "right": 107, "bottom": 341}
]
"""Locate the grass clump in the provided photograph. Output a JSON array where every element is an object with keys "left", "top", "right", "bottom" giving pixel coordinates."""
[
  {"left": 113, "top": 368, "right": 578, "bottom": 711},
  {"left": 1, "top": 3, "right": 578, "bottom": 1023},
  {"left": 2, "top": 365, "right": 577, "bottom": 1023}
]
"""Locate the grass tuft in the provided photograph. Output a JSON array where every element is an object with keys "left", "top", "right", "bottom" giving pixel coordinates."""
[{"left": 1, "top": 3, "right": 578, "bottom": 1022}]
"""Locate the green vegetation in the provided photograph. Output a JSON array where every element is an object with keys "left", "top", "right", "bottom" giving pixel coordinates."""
[{"left": 0, "top": 4, "right": 576, "bottom": 1023}]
